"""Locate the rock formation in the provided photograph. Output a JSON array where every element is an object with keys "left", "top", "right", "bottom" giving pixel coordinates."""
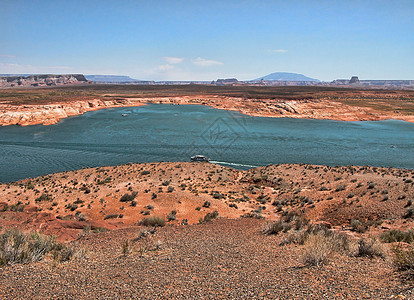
[{"left": 0, "top": 74, "right": 89, "bottom": 88}]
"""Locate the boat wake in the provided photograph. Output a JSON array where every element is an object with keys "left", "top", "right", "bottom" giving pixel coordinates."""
[{"left": 210, "top": 160, "right": 259, "bottom": 169}]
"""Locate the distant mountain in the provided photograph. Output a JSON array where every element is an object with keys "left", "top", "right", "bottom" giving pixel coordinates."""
[
  {"left": 253, "top": 72, "right": 319, "bottom": 82},
  {"left": 85, "top": 75, "right": 139, "bottom": 83}
]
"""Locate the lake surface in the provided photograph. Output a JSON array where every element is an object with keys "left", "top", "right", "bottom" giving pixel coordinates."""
[{"left": 0, "top": 104, "right": 413, "bottom": 182}]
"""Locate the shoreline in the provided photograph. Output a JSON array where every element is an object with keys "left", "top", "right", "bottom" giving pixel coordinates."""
[
  {"left": 1, "top": 95, "right": 413, "bottom": 126},
  {"left": 2, "top": 160, "right": 414, "bottom": 184}
]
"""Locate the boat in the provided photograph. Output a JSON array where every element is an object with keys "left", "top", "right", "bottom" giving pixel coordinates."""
[
  {"left": 121, "top": 113, "right": 128, "bottom": 117},
  {"left": 190, "top": 155, "right": 210, "bottom": 162}
]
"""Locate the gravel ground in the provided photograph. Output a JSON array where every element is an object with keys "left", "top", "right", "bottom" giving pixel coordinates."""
[{"left": 0, "top": 218, "right": 413, "bottom": 299}]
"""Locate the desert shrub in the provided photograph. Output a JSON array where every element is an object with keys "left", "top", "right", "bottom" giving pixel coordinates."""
[
  {"left": 35, "top": 193, "right": 51, "bottom": 202},
  {"left": 133, "top": 227, "right": 157, "bottom": 242},
  {"left": 283, "top": 210, "right": 299, "bottom": 223},
  {"left": 52, "top": 243, "right": 87, "bottom": 262},
  {"left": 241, "top": 211, "right": 264, "bottom": 219},
  {"left": 356, "top": 238, "right": 386, "bottom": 258},
  {"left": 0, "top": 230, "right": 56, "bottom": 266},
  {"left": 212, "top": 192, "right": 224, "bottom": 199},
  {"left": 404, "top": 207, "right": 414, "bottom": 219},
  {"left": 199, "top": 211, "right": 219, "bottom": 223},
  {"left": 202, "top": 201, "right": 211, "bottom": 208},
  {"left": 104, "top": 214, "right": 119, "bottom": 220},
  {"left": 139, "top": 216, "right": 165, "bottom": 227},
  {"left": 162, "top": 180, "right": 171, "bottom": 186},
  {"left": 301, "top": 233, "right": 333, "bottom": 267},
  {"left": 73, "top": 199, "right": 84, "bottom": 204},
  {"left": 392, "top": 245, "right": 414, "bottom": 277},
  {"left": 263, "top": 220, "right": 291, "bottom": 235},
  {"left": 97, "top": 177, "right": 111, "bottom": 185},
  {"left": 380, "top": 229, "right": 414, "bottom": 244},
  {"left": 8, "top": 203, "right": 25, "bottom": 212},
  {"left": 286, "top": 224, "right": 349, "bottom": 255},
  {"left": 121, "top": 240, "right": 131, "bottom": 256},
  {"left": 294, "top": 217, "right": 309, "bottom": 231},
  {"left": 141, "top": 171, "right": 150, "bottom": 175},
  {"left": 92, "top": 227, "right": 109, "bottom": 233},
  {"left": 0, "top": 229, "right": 86, "bottom": 266},
  {"left": 229, "top": 203, "right": 238, "bottom": 209},
  {"left": 167, "top": 210, "right": 177, "bottom": 221},
  {"left": 335, "top": 184, "right": 346, "bottom": 192},
  {"left": 120, "top": 191, "right": 138, "bottom": 202},
  {"left": 26, "top": 182, "right": 35, "bottom": 189},
  {"left": 167, "top": 186, "right": 174, "bottom": 193},
  {"left": 350, "top": 219, "right": 367, "bottom": 233}
]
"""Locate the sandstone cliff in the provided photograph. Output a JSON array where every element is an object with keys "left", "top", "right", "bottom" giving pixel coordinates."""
[{"left": 0, "top": 74, "right": 89, "bottom": 88}]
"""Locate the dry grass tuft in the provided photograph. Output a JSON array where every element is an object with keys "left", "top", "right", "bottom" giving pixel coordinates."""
[
  {"left": 392, "top": 244, "right": 414, "bottom": 278},
  {"left": 301, "top": 233, "right": 333, "bottom": 267},
  {"left": 0, "top": 229, "right": 87, "bottom": 266},
  {"left": 356, "top": 238, "right": 386, "bottom": 259}
]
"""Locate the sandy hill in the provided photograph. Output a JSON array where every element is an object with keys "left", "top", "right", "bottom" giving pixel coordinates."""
[{"left": 1, "top": 162, "right": 413, "bottom": 240}]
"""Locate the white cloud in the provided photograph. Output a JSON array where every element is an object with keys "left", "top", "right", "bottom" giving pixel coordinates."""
[
  {"left": 163, "top": 56, "right": 184, "bottom": 64},
  {"left": 156, "top": 64, "right": 175, "bottom": 72},
  {"left": 192, "top": 57, "right": 223, "bottom": 67},
  {"left": 268, "top": 49, "right": 288, "bottom": 53}
]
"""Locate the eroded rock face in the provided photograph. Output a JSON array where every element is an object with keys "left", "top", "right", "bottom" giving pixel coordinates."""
[
  {"left": 0, "top": 99, "right": 145, "bottom": 126},
  {"left": 1, "top": 94, "right": 414, "bottom": 127},
  {"left": 0, "top": 74, "right": 89, "bottom": 88}
]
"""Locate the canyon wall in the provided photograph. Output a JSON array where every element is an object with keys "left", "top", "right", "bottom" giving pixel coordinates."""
[{"left": 0, "top": 74, "right": 89, "bottom": 88}]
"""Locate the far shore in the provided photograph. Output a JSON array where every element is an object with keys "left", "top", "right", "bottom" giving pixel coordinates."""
[{"left": 1, "top": 95, "right": 414, "bottom": 126}]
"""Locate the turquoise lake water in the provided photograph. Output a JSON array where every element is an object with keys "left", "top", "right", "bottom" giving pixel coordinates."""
[{"left": 0, "top": 104, "right": 413, "bottom": 182}]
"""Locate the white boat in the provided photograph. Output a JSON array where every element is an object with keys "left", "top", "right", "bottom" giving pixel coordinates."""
[{"left": 190, "top": 155, "right": 210, "bottom": 162}]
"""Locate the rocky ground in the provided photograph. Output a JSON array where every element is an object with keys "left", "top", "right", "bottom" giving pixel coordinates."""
[
  {"left": 1, "top": 162, "right": 414, "bottom": 298},
  {"left": 0, "top": 218, "right": 413, "bottom": 299}
]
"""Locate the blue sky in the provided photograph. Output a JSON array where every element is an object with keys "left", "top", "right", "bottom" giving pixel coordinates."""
[{"left": 1, "top": 0, "right": 413, "bottom": 81}]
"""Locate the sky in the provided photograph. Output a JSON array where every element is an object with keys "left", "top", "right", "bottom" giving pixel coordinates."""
[{"left": 0, "top": 0, "right": 413, "bottom": 81}]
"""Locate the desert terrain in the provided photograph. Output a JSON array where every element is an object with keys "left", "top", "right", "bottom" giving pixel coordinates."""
[
  {"left": 1, "top": 84, "right": 414, "bottom": 297},
  {"left": 0, "top": 85, "right": 413, "bottom": 126},
  {"left": 1, "top": 162, "right": 414, "bottom": 297}
]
